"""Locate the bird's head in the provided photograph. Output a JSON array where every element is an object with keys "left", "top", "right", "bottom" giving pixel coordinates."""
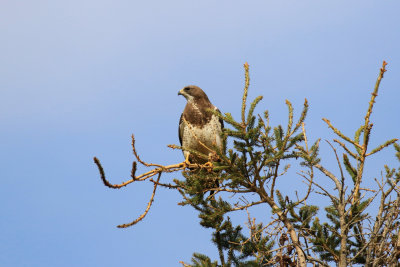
[{"left": 178, "top": 85, "right": 209, "bottom": 102}]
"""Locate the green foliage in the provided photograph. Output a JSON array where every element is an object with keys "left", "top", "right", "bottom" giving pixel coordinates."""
[
  {"left": 288, "top": 204, "right": 319, "bottom": 230},
  {"left": 394, "top": 143, "right": 400, "bottom": 161},
  {"left": 177, "top": 171, "right": 274, "bottom": 266},
  {"left": 310, "top": 217, "right": 340, "bottom": 262},
  {"left": 190, "top": 253, "right": 219, "bottom": 267},
  {"left": 176, "top": 94, "right": 312, "bottom": 265},
  {"left": 343, "top": 153, "right": 357, "bottom": 183},
  {"left": 95, "top": 62, "right": 399, "bottom": 266},
  {"left": 172, "top": 62, "right": 399, "bottom": 266}
]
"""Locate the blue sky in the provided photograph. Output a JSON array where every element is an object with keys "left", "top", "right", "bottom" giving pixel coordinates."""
[{"left": 1, "top": 1, "right": 400, "bottom": 266}]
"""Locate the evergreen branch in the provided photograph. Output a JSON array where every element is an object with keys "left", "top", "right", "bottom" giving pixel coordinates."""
[
  {"left": 223, "top": 128, "right": 245, "bottom": 138},
  {"left": 352, "top": 61, "right": 388, "bottom": 217},
  {"left": 117, "top": 173, "right": 161, "bottom": 228},
  {"left": 322, "top": 118, "right": 362, "bottom": 149},
  {"left": 168, "top": 144, "right": 208, "bottom": 162},
  {"left": 94, "top": 62, "right": 398, "bottom": 266},
  {"left": 343, "top": 153, "right": 357, "bottom": 183},
  {"left": 241, "top": 62, "right": 250, "bottom": 126},
  {"left": 273, "top": 126, "right": 284, "bottom": 150},
  {"left": 363, "top": 61, "right": 387, "bottom": 147},
  {"left": 333, "top": 139, "right": 359, "bottom": 160},
  {"left": 207, "top": 187, "right": 253, "bottom": 195},
  {"left": 366, "top": 138, "right": 398, "bottom": 157},
  {"left": 257, "top": 114, "right": 270, "bottom": 137},
  {"left": 292, "top": 99, "right": 309, "bottom": 135},
  {"left": 285, "top": 99, "right": 294, "bottom": 138},
  {"left": 229, "top": 201, "right": 265, "bottom": 211},
  {"left": 354, "top": 125, "right": 364, "bottom": 155},
  {"left": 269, "top": 160, "right": 280, "bottom": 198},
  {"left": 176, "top": 188, "right": 196, "bottom": 207},
  {"left": 149, "top": 178, "right": 181, "bottom": 189},
  {"left": 187, "top": 253, "right": 219, "bottom": 267},
  {"left": 302, "top": 122, "right": 308, "bottom": 152},
  {"left": 394, "top": 143, "right": 400, "bottom": 161},
  {"left": 246, "top": 95, "right": 263, "bottom": 124},
  {"left": 223, "top": 112, "right": 243, "bottom": 130},
  {"left": 208, "top": 108, "right": 243, "bottom": 137},
  {"left": 215, "top": 231, "right": 226, "bottom": 266}
]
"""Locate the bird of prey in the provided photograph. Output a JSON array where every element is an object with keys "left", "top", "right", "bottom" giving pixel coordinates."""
[{"left": 178, "top": 85, "right": 224, "bottom": 166}]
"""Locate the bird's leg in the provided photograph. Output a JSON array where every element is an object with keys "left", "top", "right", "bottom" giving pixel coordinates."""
[
  {"left": 203, "top": 161, "right": 214, "bottom": 170},
  {"left": 203, "top": 151, "right": 219, "bottom": 170},
  {"left": 184, "top": 153, "right": 191, "bottom": 167},
  {"left": 203, "top": 156, "right": 214, "bottom": 171}
]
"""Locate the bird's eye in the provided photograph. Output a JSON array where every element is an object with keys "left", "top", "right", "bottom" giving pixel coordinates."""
[{"left": 184, "top": 87, "right": 190, "bottom": 91}]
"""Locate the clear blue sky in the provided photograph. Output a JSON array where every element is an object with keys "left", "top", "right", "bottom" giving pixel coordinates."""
[{"left": 1, "top": 1, "right": 399, "bottom": 266}]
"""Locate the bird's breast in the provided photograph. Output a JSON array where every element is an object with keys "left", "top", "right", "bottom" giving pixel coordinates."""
[{"left": 181, "top": 114, "right": 223, "bottom": 155}]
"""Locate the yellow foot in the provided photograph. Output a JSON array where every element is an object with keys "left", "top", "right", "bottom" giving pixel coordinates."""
[
  {"left": 203, "top": 161, "right": 214, "bottom": 171},
  {"left": 183, "top": 154, "right": 191, "bottom": 167},
  {"left": 204, "top": 161, "right": 213, "bottom": 167}
]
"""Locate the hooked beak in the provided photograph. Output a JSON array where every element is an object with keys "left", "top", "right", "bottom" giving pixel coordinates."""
[{"left": 178, "top": 89, "right": 184, "bottom": 96}]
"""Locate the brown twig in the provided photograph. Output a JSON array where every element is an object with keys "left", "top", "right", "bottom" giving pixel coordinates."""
[
  {"left": 117, "top": 173, "right": 162, "bottom": 228},
  {"left": 94, "top": 135, "right": 216, "bottom": 189},
  {"left": 94, "top": 156, "right": 187, "bottom": 188},
  {"left": 94, "top": 135, "right": 218, "bottom": 228},
  {"left": 131, "top": 134, "right": 165, "bottom": 168}
]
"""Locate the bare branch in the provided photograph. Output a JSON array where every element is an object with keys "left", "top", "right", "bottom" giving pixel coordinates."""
[
  {"left": 314, "top": 163, "right": 341, "bottom": 192},
  {"left": 326, "top": 140, "right": 344, "bottom": 192},
  {"left": 94, "top": 156, "right": 187, "bottom": 188},
  {"left": 117, "top": 173, "right": 162, "bottom": 228}
]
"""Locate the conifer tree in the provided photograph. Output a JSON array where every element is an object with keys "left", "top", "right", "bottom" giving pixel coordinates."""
[{"left": 94, "top": 61, "right": 399, "bottom": 266}]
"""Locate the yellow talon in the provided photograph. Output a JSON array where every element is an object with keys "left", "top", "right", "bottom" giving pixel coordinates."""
[
  {"left": 204, "top": 161, "right": 213, "bottom": 169},
  {"left": 184, "top": 154, "right": 191, "bottom": 167}
]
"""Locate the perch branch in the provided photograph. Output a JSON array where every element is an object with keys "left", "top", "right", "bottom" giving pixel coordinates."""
[
  {"left": 94, "top": 156, "right": 187, "bottom": 188},
  {"left": 94, "top": 135, "right": 215, "bottom": 189}
]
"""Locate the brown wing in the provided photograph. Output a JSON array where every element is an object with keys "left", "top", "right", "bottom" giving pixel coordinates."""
[
  {"left": 214, "top": 106, "right": 225, "bottom": 154},
  {"left": 178, "top": 113, "right": 183, "bottom": 146},
  {"left": 215, "top": 107, "right": 224, "bottom": 130}
]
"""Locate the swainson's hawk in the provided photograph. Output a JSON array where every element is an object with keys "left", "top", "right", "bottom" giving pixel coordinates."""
[{"left": 178, "top": 85, "right": 224, "bottom": 165}]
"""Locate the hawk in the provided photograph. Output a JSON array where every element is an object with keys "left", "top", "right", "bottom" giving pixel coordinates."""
[{"left": 178, "top": 85, "right": 224, "bottom": 166}]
